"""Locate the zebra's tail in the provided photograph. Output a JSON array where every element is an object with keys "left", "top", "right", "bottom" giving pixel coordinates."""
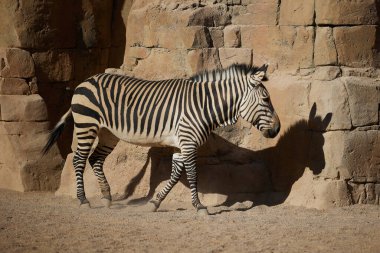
[{"left": 42, "top": 108, "right": 73, "bottom": 155}]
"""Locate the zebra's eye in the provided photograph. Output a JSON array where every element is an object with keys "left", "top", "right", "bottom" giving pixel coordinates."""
[
  {"left": 261, "top": 91, "right": 270, "bottom": 102},
  {"left": 248, "top": 76, "right": 260, "bottom": 87}
]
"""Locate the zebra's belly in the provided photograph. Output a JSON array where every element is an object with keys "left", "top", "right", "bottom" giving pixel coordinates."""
[{"left": 105, "top": 127, "right": 180, "bottom": 148}]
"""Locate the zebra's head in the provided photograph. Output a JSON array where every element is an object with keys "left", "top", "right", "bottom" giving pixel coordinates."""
[{"left": 240, "top": 64, "right": 280, "bottom": 138}]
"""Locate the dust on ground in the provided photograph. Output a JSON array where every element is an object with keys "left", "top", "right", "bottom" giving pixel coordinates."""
[{"left": 0, "top": 189, "right": 379, "bottom": 253}]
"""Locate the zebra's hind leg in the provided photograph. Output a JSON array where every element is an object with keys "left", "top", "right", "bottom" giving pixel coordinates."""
[
  {"left": 88, "top": 128, "right": 119, "bottom": 208},
  {"left": 148, "top": 153, "right": 184, "bottom": 212},
  {"left": 73, "top": 126, "right": 99, "bottom": 208},
  {"left": 73, "top": 150, "right": 92, "bottom": 208}
]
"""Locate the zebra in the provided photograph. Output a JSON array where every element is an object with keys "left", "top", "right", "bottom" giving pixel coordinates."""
[{"left": 43, "top": 63, "right": 280, "bottom": 215}]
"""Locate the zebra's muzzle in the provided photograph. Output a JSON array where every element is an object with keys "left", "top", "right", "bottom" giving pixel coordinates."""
[{"left": 262, "top": 116, "right": 280, "bottom": 138}]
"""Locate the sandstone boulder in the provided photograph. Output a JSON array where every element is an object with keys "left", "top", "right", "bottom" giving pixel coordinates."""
[
  {"left": 313, "top": 66, "right": 341, "bottom": 81},
  {"left": 187, "top": 48, "right": 222, "bottom": 75},
  {"left": 132, "top": 49, "right": 188, "bottom": 79},
  {"left": 342, "top": 77, "right": 380, "bottom": 127},
  {"left": 0, "top": 48, "right": 34, "bottom": 78},
  {"left": 0, "top": 0, "right": 78, "bottom": 49},
  {"left": 80, "top": 0, "right": 113, "bottom": 48},
  {"left": 219, "top": 48, "right": 252, "bottom": 68},
  {"left": 241, "top": 26, "right": 314, "bottom": 70},
  {"left": 0, "top": 95, "right": 47, "bottom": 122},
  {"left": 279, "top": 0, "right": 314, "bottom": 25},
  {"left": 158, "top": 26, "right": 212, "bottom": 49},
  {"left": 309, "top": 79, "right": 352, "bottom": 131},
  {"left": 315, "top": 0, "right": 378, "bottom": 25},
  {"left": 343, "top": 128, "right": 380, "bottom": 182},
  {"left": 314, "top": 27, "right": 337, "bottom": 66},
  {"left": 32, "top": 51, "right": 74, "bottom": 82},
  {"left": 334, "top": 26, "right": 378, "bottom": 68},
  {"left": 188, "top": 4, "right": 231, "bottom": 27},
  {"left": 351, "top": 181, "right": 380, "bottom": 205},
  {"left": 285, "top": 168, "right": 352, "bottom": 209},
  {"left": 0, "top": 78, "right": 30, "bottom": 95},
  {"left": 0, "top": 121, "right": 63, "bottom": 191},
  {"left": 223, "top": 25, "right": 241, "bottom": 48},
  {"left": 232, "top": 1, "right": 278, "bottom": 25},
  {"left": 209, "top": 27, "right": 224, "bottom": 48}
]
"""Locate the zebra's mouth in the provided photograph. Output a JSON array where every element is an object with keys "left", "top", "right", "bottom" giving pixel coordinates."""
[{"left": 262, "top": 122, "right": 280, "bottom": 138}]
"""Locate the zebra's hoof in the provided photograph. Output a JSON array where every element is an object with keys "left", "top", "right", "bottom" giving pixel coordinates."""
[
  {"left": 144, "top": 201, "right": 158, "bottom": 212},
  {"left": 197, "top": 208, "right": 209, "bottom": 216},
  {"left": 101, "top": 198, "right": 112, "bottom": 208},
  {"left": 80, "top": 202, "right": 91, "bottom": 209}
]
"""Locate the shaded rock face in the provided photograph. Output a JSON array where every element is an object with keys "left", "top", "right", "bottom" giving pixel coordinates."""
[
  {"left": 1, "top": 0, "right": 380, "bottom": 209},
  {"left": 0, "top": 0, "right": 133, "bottom": 191}
]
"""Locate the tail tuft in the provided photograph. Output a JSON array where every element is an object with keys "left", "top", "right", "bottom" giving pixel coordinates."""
[
  {"left": 42, "top": 109, "right": 72, "bottom": 155},
  {"left": 42, "top": 123, "right": 66, "bottom": 155}
]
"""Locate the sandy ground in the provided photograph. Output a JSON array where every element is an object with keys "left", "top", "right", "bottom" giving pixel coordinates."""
[{"left": 0, "top": 189, "right": 379, "bottom": 253}]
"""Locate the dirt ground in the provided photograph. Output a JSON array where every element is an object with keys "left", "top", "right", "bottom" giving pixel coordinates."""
[{"left": 0, "top": 189, "right": 379, "bottom": 253}]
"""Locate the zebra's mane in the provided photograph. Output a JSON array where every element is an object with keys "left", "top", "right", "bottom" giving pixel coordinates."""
[{"left": 189, "top": 64, "right": 261, "bottom": 82}]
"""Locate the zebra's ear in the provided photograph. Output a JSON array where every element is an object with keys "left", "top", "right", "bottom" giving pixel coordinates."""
[{"left": 253, "top": 64, "right": 268, "bottom": 81}]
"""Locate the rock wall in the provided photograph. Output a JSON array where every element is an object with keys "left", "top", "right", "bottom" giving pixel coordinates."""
[
  {"left": 0, "top": 0, "right": 132, "bottom": 191},
  {"left": 1, "top": 0, "right": 380, "bottom": 209},
  {"left": 117, "top": 0, "right": 380, "bottom": 208}
]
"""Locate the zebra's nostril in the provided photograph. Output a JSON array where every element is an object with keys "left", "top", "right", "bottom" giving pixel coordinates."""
[
  {"left": 267, "top": 124, "right": 280, "bottom": 138},
  {"left": 268, "top": 129, "right": 276, "bottom": 138},
  {"left": 274, "top": 123, "right": 280, "bottom": 134}
]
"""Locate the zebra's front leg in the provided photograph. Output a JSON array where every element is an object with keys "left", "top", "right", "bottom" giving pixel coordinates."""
[
  {"left": 148, "top": 153, "right": 184, "bottom": 212},
  {"left": 183, "top": 151, "right": 208, "bottom": 215}
]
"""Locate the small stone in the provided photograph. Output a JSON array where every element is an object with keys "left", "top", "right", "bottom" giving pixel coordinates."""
[
  {"left": 375, "top": 184, "right": 380, "bottom": 204},
  {"left": 313, "top": 66, "right": 341, "bottom": 81},
  {"left": 375, "top": 184, "right": 380, "bottom": 196},
  {"left": 348, "top": 182, "right": 365, "bottom": 204},
  {"left": 105, "top": 68, "right": 126, "bottom": 75},
  {"left": 365, "top": 183, "right": 376, "bottom": 204},
  {"left": 229, "top": 201, "right": 253, "bottom": 210},
  {"left": 224, "top": 25, "right": 241, "bottom": 48},
  {"left": 341, "top": 67, "right": 380, "bottom": 79}
]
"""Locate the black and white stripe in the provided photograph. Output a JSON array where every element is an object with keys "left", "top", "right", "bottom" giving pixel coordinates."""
[{"left": 43, "top": 64, "right": 280, "bottom": 213}]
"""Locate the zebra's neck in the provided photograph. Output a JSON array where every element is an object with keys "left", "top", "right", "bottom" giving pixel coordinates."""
[{"left": 194, "top": 70, "right": 247, "bottom": 130}]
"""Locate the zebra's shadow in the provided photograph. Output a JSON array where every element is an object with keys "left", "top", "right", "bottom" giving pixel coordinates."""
[{"left": 124, "top": 103, "right": 332, "bottom": 208}]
